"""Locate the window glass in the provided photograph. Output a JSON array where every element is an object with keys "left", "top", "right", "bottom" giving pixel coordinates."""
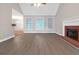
[
  {"left": 35, "top": 18, "right": 44, "bottom": 30},
  {"left": 26, "top": 17, "right": 32, "bottom": 30},
  {"left": 48, "top": 17, "right": 53, "bottom": 29}
]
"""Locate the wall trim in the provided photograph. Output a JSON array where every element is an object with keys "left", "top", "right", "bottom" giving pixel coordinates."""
[
  {"left": 63, "top": 17, "right": 79, "bottom": 22},
  {"left": 55, "top": 32, "right": 63, "bottom": 36},
  {"left": 0, "top": 35, "right": 15, "bottom": 43},
  {"left": 23, "top": 31, "right": 56, "bottom": 33}
]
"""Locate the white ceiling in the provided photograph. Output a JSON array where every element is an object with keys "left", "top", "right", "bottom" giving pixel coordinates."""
[{"left": 19, "top": 3, "right": 60, "bottom": 16}]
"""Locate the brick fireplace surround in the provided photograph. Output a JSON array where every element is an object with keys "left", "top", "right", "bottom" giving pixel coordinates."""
[{"left": 65, "top": 26, "right": 79, "bottom": 48}]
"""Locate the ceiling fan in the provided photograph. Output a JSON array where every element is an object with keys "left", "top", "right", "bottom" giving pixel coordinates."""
[{"left": 31, "top": 3, "right": 47, "bottom": 8}]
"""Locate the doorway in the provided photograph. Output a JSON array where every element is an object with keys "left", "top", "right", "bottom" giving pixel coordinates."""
[{"left": 12, "top": 8, "right": 24, "bottom": 36}]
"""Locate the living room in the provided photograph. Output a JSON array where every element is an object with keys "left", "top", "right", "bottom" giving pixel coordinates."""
[{"left": 0, "top": 3, "right": 79, "bottom": 55}]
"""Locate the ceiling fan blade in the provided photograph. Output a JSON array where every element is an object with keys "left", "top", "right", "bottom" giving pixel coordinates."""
[{"left": 41, "top": 3, "right": 47, "bottom": 5}]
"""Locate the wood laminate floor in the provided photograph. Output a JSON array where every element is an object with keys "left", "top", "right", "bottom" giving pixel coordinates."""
[{"left": 0, "top": 33, "right": 79, "bottom": 55}]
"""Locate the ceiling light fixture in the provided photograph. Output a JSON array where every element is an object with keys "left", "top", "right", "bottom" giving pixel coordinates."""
[
  {"left": 34, "top": 3, "right": 41, "bottom": 7},
  {"left": 31, "top": 3, "right": 46, "bottom": 8}
]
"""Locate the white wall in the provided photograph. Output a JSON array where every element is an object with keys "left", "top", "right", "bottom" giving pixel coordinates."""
[
  {"left": 0, "top": 3, "right": 22, "bottom": 41},
  {"left": 55, "top": 3, "right": 79, "bottom": 35},
  {"left": 0, "top": 4, "right": 13, "bottom": 40}
]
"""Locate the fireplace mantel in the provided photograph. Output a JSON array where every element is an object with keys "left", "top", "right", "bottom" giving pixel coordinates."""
[{"left": 65, "top": 26, "right": 79, "bottom": 48}]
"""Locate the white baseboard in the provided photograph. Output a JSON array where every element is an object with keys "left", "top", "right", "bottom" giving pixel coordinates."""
[
  {"left": 55, "top": 32, "right": 63, "bottom": 36},
  {"left": 24, "top": 32, "right": 55, "bottom": 33},
  {"left": 23, "top": 31, "right": 56, "bottom": 33},
  {"left": 0, "top": 35, "right": 15, "bottom": 43}
]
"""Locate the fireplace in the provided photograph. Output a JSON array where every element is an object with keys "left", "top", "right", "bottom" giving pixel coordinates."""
[
  {"left": 65, "top": 26, "right": 79, "bottom": 48},
  {"left": 67, "top": 29, "right": 78, "bottom": 41}
]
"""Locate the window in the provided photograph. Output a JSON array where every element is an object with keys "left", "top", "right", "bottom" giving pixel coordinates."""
[
  {"left": 26, "top": 17, "right": 32, "bottom": 30},
  {"left": 24, "top": 16, "right": 54, "bottom": 33},
  {"left": 48, "top": 17, "right": 53, "bottom": 30},
  {"left": 35, "top": 18, "right": 44, "bottom": 30}
]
